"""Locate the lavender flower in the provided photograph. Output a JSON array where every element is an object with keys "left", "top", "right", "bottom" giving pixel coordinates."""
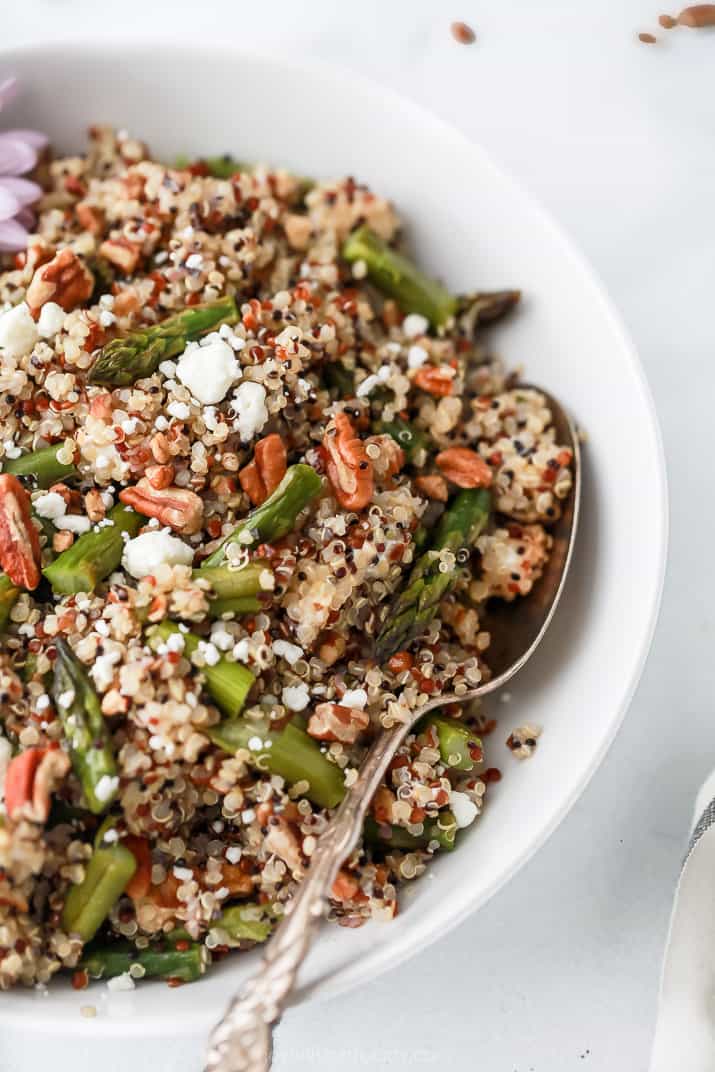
[{"left": 0, "top": 77, "right": 48, "bottom": 253}]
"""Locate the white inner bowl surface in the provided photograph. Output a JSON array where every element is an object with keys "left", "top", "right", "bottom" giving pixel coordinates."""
[{"left": 0, "top": 42, "right": 667, "bottom": 1037}]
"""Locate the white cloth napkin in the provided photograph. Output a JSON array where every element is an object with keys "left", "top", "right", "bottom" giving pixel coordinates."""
[{"left": 650, "top": 771, "right": 715, "bottom": 1071}]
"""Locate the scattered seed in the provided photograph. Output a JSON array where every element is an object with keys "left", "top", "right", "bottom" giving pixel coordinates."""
[{"left": 451, "top": 21, "right": 476, "bottom": 44}]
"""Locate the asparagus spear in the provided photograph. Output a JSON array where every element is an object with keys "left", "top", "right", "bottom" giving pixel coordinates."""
[
  {"left": 149, "top": 621, "right": 255, "bottom": 718},
  {"left": 62, "top": 842, "right": 136, "bottom": 942},
  {"left": 419, "top": 714, "right": 482, "bottom": 772},
  {"left": 374, "top": 488, "right": 491, "bottom": 660},
  {"left": 3, "top": 444, "right": 77, "bottom": 487},
  {"left": 210, "top": 903, "right": 275, "bottom": 946},
  {"left": 364, "top": 810, "right": 458, "bottom": 852},
  {"left": 208, "top": 717, "right": 345, "bottom": 809},
  {"left": 81, "top": 939, "right": 208, "bottom": 983},
  {"left": 0, "top": 573, "right": 19, "bottom": 633},
  {"left": 88, "top": 295, "right": 238, "bottom": 386},
  {"left": 195, "top": 561, "right": 271, "bottom": 618},
  {"left": 377, "top": 418, "right": 429, "bottom": 463},
  {"left": 342, "top": 225, "right": 458, "bottom": 329},
  {"left": 202, "top": 464, "right": 322, "bottom": 568},
  {"left": 43, "top": 504, "right": 144, "bottom": 594},
  {"left": 53, "top": 638, "right": 119, "bottom": 814},
  {"left": 456, "top": 289, "right": 521, "bottom": 332}
]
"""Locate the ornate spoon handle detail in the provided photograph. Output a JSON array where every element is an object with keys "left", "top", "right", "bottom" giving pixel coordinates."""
[{"left": 204, "top": 718, "right": 413, "bottom": 1072}]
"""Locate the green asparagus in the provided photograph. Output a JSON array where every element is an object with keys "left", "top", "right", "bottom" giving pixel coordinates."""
[
  {"left": 375, "top": 488, "right": 491, "bottom": 660},
  {"left": 149, "top": 621, "right": 255, "bottom": 718},
  {"left": 323, "top": 360, "right": 356, "bottom": 399},
  {"left": 377, "top": 418, "right": 429, "bottom": 463},
  {"left": 81, "top": 938, "right": 208, "bottom": 983},
  {"left": 208, "top": 717, "right": 345, "bottom": 809},
  {"left": 195, "top": 561, "right": 271, "bottom": 618},
  {"left": 88, "top": 295, "right": 238, "bottom": 386},
  {"left": 419, "top": 714, "right": 482, "bottom": 772},
  {"left": 53, "top": 638, "right": 119, "bottom": 814},
  {"left": 210, "top": 903, "right": 275, "bottom": 946},
  {"left": 456, "top": 289, "right": 521, "bottom": 331},
  {"left": 3, "top": 444, "right": 77, "bottom": 486},
  {"left": 364, "top": 810, "right": 458, "bottom": 852},
  {"left": 0, "top": 573, "right": 19, "bottom": 633},
  {"left": 342, "top": 226, "right": 458, "bottom": 329},
  {"left": 62, "top": 842, "right": 137, "bottom": 942},
  {"left": 43, "top": 504, "right": 144, "bottom": 593},
  {"left": 202, "top": 464, "right": 322, "bottom": 568}
]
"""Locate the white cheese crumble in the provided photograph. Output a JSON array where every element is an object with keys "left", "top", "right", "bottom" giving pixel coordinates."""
[
  {"left": 225, "top": 846, "right": 242, "bottom": 864},
  {"left": 231, "top": 381, "right": 268, "bottom": 442},
  {"left": 167, "top": 400, "right": 191, "bottom": 420},
  {"left": 3, "top": 441, "right": 20, "bottom": 459},
  {"left": 107, "top": 972, "right": 135, "bottom": 992},
  {"left": 55, "top": 515, "right": 92, "bottom": 535},
  {"left": 272, "top": 639, "right": 304, "bottom": 666},
  {"left": 402, "top": 313, "right": 429, "bottom": 338},
  {"left": 122, "top": 530, "right": 194, "bottom": 580},
  {"left": 175, "top": 339, "right": 240, "bottom": 404},
  {"left": 341, "top": 688, "right": 368, "bottom": 710},
  {"left": 282, "top": 683, "right": 310, "bottom": 712},
  {"left": 450, "top": 790, "right": 478, "bottom": 829},
  {"left": 198, "top": 641, "right": 221, "bottom": 666},
  {"left": 58, "top": 690, "right": 75, "bottom": 709},
  {"left": 0, "top": 302, "right": 38, "bottom": 358},
  {"left": 232, "top": 639, "right": 251, "bottom": 663},
  {"left": 37, "top": 301, "right": 66, "bottom": 339},
  {"left": 407, "top": 344, "right": 428, "bottom": 369},
  {"left": 95, "top": 775, "right": 119, "bottom": 803}
]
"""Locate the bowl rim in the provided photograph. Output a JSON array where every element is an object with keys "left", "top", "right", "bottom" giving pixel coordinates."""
[{"left": 0, "top": 37, "right": 669, "bottom": 1033}]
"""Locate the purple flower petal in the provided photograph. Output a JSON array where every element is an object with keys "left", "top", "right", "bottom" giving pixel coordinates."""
[
  {"left": 0, "top": 184, "right": 20, "bottom": 221},
  {"left": 0, "top": 175, "right": 41, "bottom": 207},
  {"left": 0, "top": 77, "right": 18, "bottom": 112},
  {"left": 0, "top": 217, "right": 28, "bottom": 252},
  {"left": 14, "top": 207, "right": 35, "bottom": 229},
  {"left": 0, "top": 135, "right": 37, "bottom": 177},
  {"left": 5, "top": 128, "right": 49, "bottom": 152}
]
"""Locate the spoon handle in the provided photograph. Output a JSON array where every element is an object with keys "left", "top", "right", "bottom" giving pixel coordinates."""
[{"left": 204, "top": 719, "right": 411, "bottom": 1072}]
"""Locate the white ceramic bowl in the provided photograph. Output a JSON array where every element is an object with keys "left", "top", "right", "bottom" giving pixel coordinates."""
[{"left": 0, "top": 40, "right": 667, "bottom": 1054}]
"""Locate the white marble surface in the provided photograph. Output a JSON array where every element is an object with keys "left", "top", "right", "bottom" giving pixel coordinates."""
[{"left": 2, "top": 1, "right": 712, "bottom": 1068}]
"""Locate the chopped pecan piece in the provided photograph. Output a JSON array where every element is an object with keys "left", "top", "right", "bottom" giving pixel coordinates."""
[
  {"left": 26, "top": 248, "right": 94, "bottom": 314},
  {"left": 412, "top": 366, "right": 455, "bottom": 397},
  {"left": 435, "top": 447, "right": 493, "bottom": 489},
  {"left": 76, "top": 202, "right": 105, "bottom": 237},
  {"left": 119, "top": 478, "right": 204, "bottom": 534},
  {"left": 238, "top": 434, "right": 287, "bottom": 506},
  {"left": 323, "top": 412, "right": 373, "bottom": 511},
  {"left": 308, "top": 702, "right": 370, "bottom": 744},
  {"left": 4, "top": 747, "right": 70, "bottom": 823},
  {"left": 99, "top": 237, "right": 141, "bottom": 275},
  {"left": 0, "top": 474, "right": 42, "bottom": 588}
]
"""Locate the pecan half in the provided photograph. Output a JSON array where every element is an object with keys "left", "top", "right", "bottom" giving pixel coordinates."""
[
  {"left": 99, "top": 237, "right": 141, "bottom": 275},
  {"left": 146, "top": 464, "right": 175, "bottom": 491},
  {"left": 238, "top": 434, "right": 287, "bottom": 506},
  {"left": 4, "top": 747, "right": 70, "bottom": 824},
  {"left": 0, "top": 474, "right": 42, "bottom": 588},
  {"left": 412, "top": 366, "right": 455, "bottom": 397},
  {"left": 414, "top": 474, "right": 449, "bottom": 501},
  {"left": 26, "top": 248, "right": 95, "bottom": 314},
  {"left": 435, "top": 447, "right": 493, "bottom": 489},
  {"left": 119, "top": 478, "right": 204, "bottom": 534},
  {"left": 308, "top": 702, "right": 370, "bottom": 744},
  {"left": 323, "top": 412, "right": 373, "bottom": 511}
]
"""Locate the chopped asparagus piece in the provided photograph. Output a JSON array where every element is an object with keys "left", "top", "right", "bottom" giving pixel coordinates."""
[
  {"left": 43, "top": 504, "right": 144, "bottom": 594},
  {"left": 0, "top": 573, "right": 19, "bottom": 633},
  {"left": 364, "top": 810, "right": 458, "bottom": 852},
  {"left": 419, "top": 714, "right": 482, "bottom": 771},
  {"left": 3, "top": 444, "right": 77, "bottom": 487},
  {"left": 88, "top": 296, "right": 238, "bottom": 386},
  {"left": 195, "top": 561, "right": 271, "bottom": 618},
  {"left": 81, "top": 939, "right": 208, "bottom": 983},
  {"left": 53, "top": 638, "right": 119, "bottom": 814},
  {"left": 342, "top": 225, "right": 457, "bottom": 329},
  {"left": 202, "top": 464, "right": 322, "bottom": 568},
  {"left": 62, "top": 843, "right": 137, "bottom": 942},
  {"left": 210, "top": 903, "right": 275, "bottom": 946},
  {"left": 375, "top": 488, "right": 491, "bottom": 660},
  {"left": 149, "top": 621, "right": 255, "bottom": 718},
  {"left": 208, "top": 717, "right": 345, "bottom": 809}
]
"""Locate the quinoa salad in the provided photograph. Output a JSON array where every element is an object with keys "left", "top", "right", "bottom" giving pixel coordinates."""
[{"left": 0, "top": 127, "right": 574, "bottom": 992}]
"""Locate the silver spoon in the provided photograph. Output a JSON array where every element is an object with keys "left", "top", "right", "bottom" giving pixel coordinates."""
[{"left": 204, "top": 388, "right": 581, "bottom": 1072}]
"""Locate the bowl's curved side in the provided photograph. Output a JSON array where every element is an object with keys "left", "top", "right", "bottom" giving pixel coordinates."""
[{"left": 0, "top": 41, "right": 667, "bottom": 1037}]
